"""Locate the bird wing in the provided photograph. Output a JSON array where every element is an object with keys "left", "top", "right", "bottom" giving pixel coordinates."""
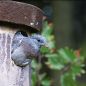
[
  {"left": 12, "top": 36, "right": 26, "bottom": 53},
  {"left": 20, "top": 37, "right": 39, "bottom": 58}
]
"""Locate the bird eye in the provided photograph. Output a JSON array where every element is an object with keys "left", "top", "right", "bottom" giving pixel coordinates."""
[
  {"left": 37, "top": 39, "right": 41, "bottom": 42},
  {"left": 37, "top": 39, "right": 43, "bottom": 43}
]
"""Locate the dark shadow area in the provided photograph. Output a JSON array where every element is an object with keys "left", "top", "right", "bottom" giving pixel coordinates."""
[{"left": 0, "top": 21, "right": 39, "bottom": 33}]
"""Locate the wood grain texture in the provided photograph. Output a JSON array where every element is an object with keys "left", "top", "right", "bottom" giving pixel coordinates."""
[{"left": 0, "top": 32, "right": 30, "bottom": 86}]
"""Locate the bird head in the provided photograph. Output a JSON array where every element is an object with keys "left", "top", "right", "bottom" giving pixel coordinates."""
[{"left": 31, "top": 34, "right": 48, "bottom": 47}]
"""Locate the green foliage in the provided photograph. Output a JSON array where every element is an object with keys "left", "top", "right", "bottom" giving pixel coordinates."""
[
  {"left": 32, "top": 21, "right": 85, "bottom": 86},
  {"left": 41, "top": 78, "right": 51, "bottom": 86},
  {"left": 61, "top": 73, "right": 77, "bottom": 86}
]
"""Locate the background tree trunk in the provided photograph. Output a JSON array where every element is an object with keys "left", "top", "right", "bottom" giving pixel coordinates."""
[{"left": 52, "top": 1, "right": 73, "bottom": 86}]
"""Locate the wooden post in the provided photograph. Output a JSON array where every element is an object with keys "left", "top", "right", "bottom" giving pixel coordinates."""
[{"left": 0, "top": 27, "right": 31, "bottom": 86}]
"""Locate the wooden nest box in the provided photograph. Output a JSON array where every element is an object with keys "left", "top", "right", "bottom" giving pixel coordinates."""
[{"left": 0, "top": 1, "right": 44, "bottom": 86}]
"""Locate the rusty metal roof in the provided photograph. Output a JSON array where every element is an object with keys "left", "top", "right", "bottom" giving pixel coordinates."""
[{"left": 0, "top": 1, "right": 44, "bottom": 31}]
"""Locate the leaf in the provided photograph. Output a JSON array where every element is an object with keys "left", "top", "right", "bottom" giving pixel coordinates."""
[
  {"left": 32, "top": 71, "right": 37, "bottom": 86},
  {"left": 42, "top": 78, "right": 51, "bottom": 86},
  {"left": 58, "top": 47, "right": 77, "bottom": 63},
  {"left": 48, "top": 41, "right": 56, "bottom": 49},
  {"left": 45, "top": 54, "right": 64, "bottom": 70},
  {"left": 61, "top": 73, "right": 77, "bottom": 86},
  {"left": 31, "top": 60, "right": 38, "bottom": 69},
  {"left": 45, "top": 53, "right": 58, "bottom": 58},
  {"left": 46, "top": 62, "right": 64, "bottom": 70},
  {"left": 40, "top": 46, "right": 50, "bottom": 54},
  {"left": 42, "top": 21, "right": 53, "bottom": 37},
  {"left": 39, "top": 73, "right": 46, "bottom": 81},
  {"left": 81, "top": 69, "right": 86, "bottom": 74},
  {"left": 71, "top": 65, "right": 82, "bottom": 75}
]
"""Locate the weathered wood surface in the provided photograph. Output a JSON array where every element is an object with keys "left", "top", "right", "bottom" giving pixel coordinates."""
[{"left": 0, "top": 28, "right": 31, "bottom": 86}]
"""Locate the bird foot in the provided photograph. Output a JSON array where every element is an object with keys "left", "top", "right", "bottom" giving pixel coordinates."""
[{"left": 20, "top": 59, "right": 32, "bottom": 67}]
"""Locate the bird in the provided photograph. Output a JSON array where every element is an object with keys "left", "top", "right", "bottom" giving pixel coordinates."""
[{"left": 11, "top": 31, "right": 47, "bottom": 67}]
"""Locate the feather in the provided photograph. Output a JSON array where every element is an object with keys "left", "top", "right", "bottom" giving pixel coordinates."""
[{"left": 11, "top": 33, "right": 47, "bottom": 67}]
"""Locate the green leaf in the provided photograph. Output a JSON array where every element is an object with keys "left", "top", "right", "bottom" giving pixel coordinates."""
[
  {"left": 31, "top": 60, "right": 38, "bottom": 69},
  {"left": 40, "top": 46, "right": 50, "bottom": 54},
  {"left": 45, "top": 53, "right": 58, "bottom": 58},
  {"left": 46, "top": 62, "right": 64, "bottom": 70},
  {"left": 39, "top": 73, "right": 46, "bottom": 81},
  {"left": 45, "top": 54, "right": 64, "bottom": 70},
  {"left": 71, "top": 65, "right": 82, "bottom": 75},
  {"left": 42, "top": 21, "right": 53, "bottom": 37},
  {"left": 32, "top": 71, "right": 37, "bottom": 86},
  {"left": 42, "top": 78, "right": 51, "bottom": 86},
  {"left": 81, "top": 69, "right": 86, "bottom": 74},
  {"left": 61, "top": 73, "right": 77, "bottom": 86},
  {"left": 48, "top": 41, "right": 56, "bottom": 49},
  {"left": 58, "top": 48, "right": 76, "bottom": 63}
]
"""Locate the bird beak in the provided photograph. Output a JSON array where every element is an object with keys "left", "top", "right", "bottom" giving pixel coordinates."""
[{"left": 44, "top": 43, "right": 49, "bottom": 48}]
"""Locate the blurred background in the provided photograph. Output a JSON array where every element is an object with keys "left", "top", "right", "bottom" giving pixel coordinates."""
[{"left": 14, "top": 0, "right": 86, "bottom": 86}]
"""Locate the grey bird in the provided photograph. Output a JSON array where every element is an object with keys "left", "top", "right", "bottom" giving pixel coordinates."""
[{"left": 11, "top": 32, "right": 47, "bottom": 67}]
